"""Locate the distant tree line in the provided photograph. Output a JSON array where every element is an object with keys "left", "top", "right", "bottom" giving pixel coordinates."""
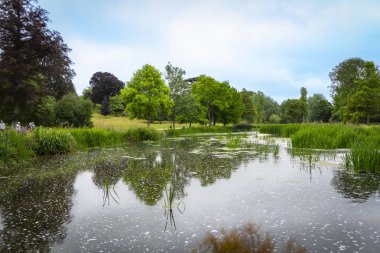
[{"left": 1, "top": 1, "right": 379, "bottom": 127}]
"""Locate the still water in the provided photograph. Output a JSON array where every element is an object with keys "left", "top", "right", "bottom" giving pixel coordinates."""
[{"left": 0, "top": 133, "right": 379, "bottom": 252}]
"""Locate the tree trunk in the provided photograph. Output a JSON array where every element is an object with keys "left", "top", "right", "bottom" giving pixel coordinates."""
[{"left": 148, "top": 116, "right": 151, "bottom": 126}]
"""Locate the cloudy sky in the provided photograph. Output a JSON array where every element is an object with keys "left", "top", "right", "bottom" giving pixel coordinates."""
[{"left": 39, "top": 0, "right": 380, "bottom": 102}]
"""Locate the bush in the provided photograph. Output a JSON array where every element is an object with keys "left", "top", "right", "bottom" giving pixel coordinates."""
[
  {"left": 34, "top": 96, "right": 57, "bottom": 127},
  {"left": 123, "top": 127, "right": 162, "bottom": 142},
  {"left": 33, "top": 127, "right": 77, "bottom": 155},
  {"left": 56, "top": 94, "right": 93, "bottom": 127}
]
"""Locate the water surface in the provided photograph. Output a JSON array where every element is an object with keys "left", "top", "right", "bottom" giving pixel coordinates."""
[{"left": 0, "top": 133, "right": 379, "bottom": 252}]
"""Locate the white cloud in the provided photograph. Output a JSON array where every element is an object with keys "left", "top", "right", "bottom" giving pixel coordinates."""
[{"left": 67, "top": 0, "right": 380, "bottom": 101}]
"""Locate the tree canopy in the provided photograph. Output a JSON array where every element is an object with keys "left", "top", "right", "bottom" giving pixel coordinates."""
[
  {"left": 308, "top": 94, "right": 332, "bottom": 123},
  {"left": 89, "top": 72, "right": 124, "bottom": 104},
  {"left": 120, "top": 64, "right": 173, "bottom": 126},
  {"left": 0, "top": 0, "right": 75, "bottom": 122}
]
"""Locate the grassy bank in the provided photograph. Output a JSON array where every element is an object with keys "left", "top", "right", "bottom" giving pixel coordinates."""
[
  {"left": 260, "top": 124, "right": 380, "bottom": 172},
  {"left": 0, "top": 127, "right": 162, "bottom": 167}
]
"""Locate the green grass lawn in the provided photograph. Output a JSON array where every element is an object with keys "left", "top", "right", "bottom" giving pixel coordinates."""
[{"left": 92, "top": 113, "right": 175, "bottom": 131}]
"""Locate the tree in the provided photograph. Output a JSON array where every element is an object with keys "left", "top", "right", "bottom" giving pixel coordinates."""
[
  {"left": 109, "top": 94, "right": 125, "bottom": 116},
  {"left": 308, "top": 94, "right": 332, "bottom": 122},
  {"left": 89, "top": 72, "right": 124, "bottom": 104},
  {"left": 120, "top": 64, "right": 173, "bottom": 126},
  {"left": 300, "top": 87, "right": 308, "bottom": 122},
  {"left": 0, "top": 0, "right": 75, "bottom": 122},
  {"left": 346, "top": 62, "right": 380, "bottom": 124},
  {"left": 56, "top": 94, "right": 93, "bottom": 127},
  {"left": 251, "top": 91, "right": 280, "bottom": 123},
  {"left": 281, "top": 99, "right": 305, "bottom": 123},
  {"left": 176, "top": 94, "right": 207, "bottom": 127},
  {"left": 240, "top": 89, "right": 256, "bottom": 123},
  {"left": 165, "top": 62, "right": 187, "bottom": 129},
  {"left": 218, "top": 83, "right": 244, "bottom": 126},
  {"left": 329, "top": 58, "right": 367, "bottom": 121},
  {"left": 34, "top": 96, "right": 56, "bottom": 126},
  {"left": 100, "top": 97, "right": 110, "bottom": 116}
]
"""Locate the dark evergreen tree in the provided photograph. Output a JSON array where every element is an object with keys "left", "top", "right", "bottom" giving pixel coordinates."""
[
  {"left": 240, "top": 89, "right": 256, "bottom": 123},
  {"left": 89, "top": 72, "right": 124, "bottom": 104},
  {"left": 0, "top": 0, "right": 75, "bottom": 122}
]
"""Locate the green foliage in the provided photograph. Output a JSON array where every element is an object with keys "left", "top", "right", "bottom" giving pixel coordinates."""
[
  {"left": 100, "top": 97, "right": 110, "bottom": 116},
  {"left": 251, "top": 91, "right": 280, "bottom": 123},
  {"left": 121, "top": 64, "right": 173, "bottom": 126},
  {"left": 34, "top": 96, "right": 57, "bottom": 127},
  {"left": 346, "top": 140, "right": 380, "bottom": 173},
  {"left": 108, "top": 94, "right": 125, "bottom": 116},
  {"left": 89, "top": 72, "right": 124, "bottom": 104},
  {"left": 231, "top": 124, "right": 255, "bottom": 132},
  {"left": 0, "top": 0, "right": 75, "bottom": 122},
  {"left": 346, "top": 62, "right": 380, "bottom": 124},
  {"left": 280, "top": 99, "right": 305, "bottom": 123},
  {"left": 268, "top": 114, "right": 281, "bottom": 124},
  {"left": 308, "top": 94, "right": 332, "bottom": 122},
  {"left": 165, "top": 126, "right": 232, "bottom": 137},
  {"left": 240, "top": 89, "right": 256, "bottom": 123},
  {"left": 192, "top": 76, "right": 244, "bottom": 125},
  {"left": 260, "top": 124, "right": 302, "bottom": 137},
  {"left": 0, "top": 130, "right": 34, "bottom": 165},
  {"left": 299, "top": 87, "right": 308, "bottom": 122},
  {"left": 56, "top": 94, "right": 93, "bottom": 127},
  {"left": 33, "top": 128, "right": 77, "bottom": 155}
]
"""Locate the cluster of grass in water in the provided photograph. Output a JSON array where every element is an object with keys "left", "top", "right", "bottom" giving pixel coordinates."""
[
  {"left": 0, "top": 127, "right": 161, "bottom": 167},
  {"left": 165, "top": 126, "right": 232, "bottom": 137},
  {"left": 260, "top": 124, "right": 380, "bottom": 173}
]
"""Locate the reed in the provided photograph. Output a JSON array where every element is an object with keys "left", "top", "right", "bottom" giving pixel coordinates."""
[
  {"left": 33, "top": 127, "right": 77, "bottom": 155},
  {"left": 0, "top": 130, "right": 34, "bottom": 165}
]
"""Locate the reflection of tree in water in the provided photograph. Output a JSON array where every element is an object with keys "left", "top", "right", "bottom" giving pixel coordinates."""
[
  {"left": 92, "top": 160, "right": 124, "bottom": 206},
  {"left": 0, "top": 174, "right": 75, "bottom": 253},
  {"left": 331, "top": 170, "right": 380, "bottom": 203}
]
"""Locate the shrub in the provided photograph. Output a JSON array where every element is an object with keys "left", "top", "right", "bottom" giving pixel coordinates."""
[
  {"left": 34, "top": 96, "right": 57, "bottom": 127},
  {"left": 33, "top": 127, "right": 77, "bottom": 155},
  {"left": 56, "top": 94, "right": 93, "bottom": 127}
]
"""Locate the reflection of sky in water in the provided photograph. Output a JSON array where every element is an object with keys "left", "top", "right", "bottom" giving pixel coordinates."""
[{"left": 1, "top": 134, "right": 380, "bottom": 252}]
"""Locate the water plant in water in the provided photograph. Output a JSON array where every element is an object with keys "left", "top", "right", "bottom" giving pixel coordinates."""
[
  {"left": 345, "top": 141, "right": 380, "bottom": 173},
  {"left": 163, "top": 182, "right": 185, "bottom": 230},
  {"left": 194, "top": 223, "right": 306, "bottom": 253}
]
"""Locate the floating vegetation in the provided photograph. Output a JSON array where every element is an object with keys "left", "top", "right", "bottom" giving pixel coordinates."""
[{"left": 194, "top": 223, "right": 306, "bottom": 253}]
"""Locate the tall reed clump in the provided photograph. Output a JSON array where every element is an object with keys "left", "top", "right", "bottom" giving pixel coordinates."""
[
  {"left": 165, "top": 126, "right": 232, "bottom": 137},
  {"left": 68, "top": 128, "right": 125, "bottom": 149},
  {"left": 33, "top": 127, "right": 77, "bottom": 155},
  {"left": 259, "top": 124, "right": 302, "bottom": 137},
  {"left": 123, "top": 127, "right": 162, "bottom": 142},
  {"left": 345, "top": 138, "right": 380, "bottom": 173},
  {"left": 0, "top": 130, "right": 34, "bottom": 165}
]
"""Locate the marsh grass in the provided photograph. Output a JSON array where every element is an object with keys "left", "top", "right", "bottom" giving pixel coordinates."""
[
  {"left": 0, "top": 130, "right": 34, "bottom": 165},
  {"left": 33, "top": 127, "right": 77, "bottom": 155},
  {"left": 165, "top": 126, "right": 232, "bottom": 137},
  {"left": 345, "top": 141, "right": 380, "bottom": 173},
  {"left": 226, "top": 133, "right": 243, "bottom": 149}
]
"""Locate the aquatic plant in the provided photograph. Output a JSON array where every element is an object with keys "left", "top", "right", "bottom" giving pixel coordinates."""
[
  {"left": 165, "top": 126, "right": 232, "bottom": 137},
  {"left": 0, "top": 130, "right": 34, "bottom": 165},
  {"left": 33, "top": 127, "right": 77, "bottom": 155},
  {"left": 195, "top": 223, "right": 306, "bottom": 253},
  {"left": 226, "top": 134, "right": 242, "bottom": 149},
  {"left": 345, "top": 140, "right": 380, "bottom": 173}
]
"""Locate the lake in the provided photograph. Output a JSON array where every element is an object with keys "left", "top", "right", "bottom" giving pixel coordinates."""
[{"left": 0, "top": 133, "right": 379, "bottom": 252}]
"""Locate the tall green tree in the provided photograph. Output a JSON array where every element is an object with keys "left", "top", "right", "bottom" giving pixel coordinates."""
[
  {"left": 251, "top": 91, "right": 280, "bottom": 123},
  {"left": 308, "top": 94, "right": 332, "bottom": 123},
  {"left": 218, "top": 83, "right": 244, "bottom": 126},
  {"left": 346, "top": 62, "right": 380, "bottom": 124},
  {"left": 192, "top": 75, "right": 223, "bottom": 125},
  {"left": 0, "top": 0, "right": 75, "bottom": 122},
  {"left": 240, "top": 89, "right": 256, "bottom": 123},
  {"left": 329, "top": 58, "right": 367, "bottom": 121},
  {"left": 120, "top": 64, "right": 173, "bottom": 126},
  {"left": 300, "top": 87, "right": 308, "bottom": 122},
  {"left": 89, "top": 72, "right": 124, "bottom": 104},
  {"left": 165, "top": 62, "right": 187, "bottom": 129},
  {"left": 281, "top": 99, "right": 305, "bottom": 123}
]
